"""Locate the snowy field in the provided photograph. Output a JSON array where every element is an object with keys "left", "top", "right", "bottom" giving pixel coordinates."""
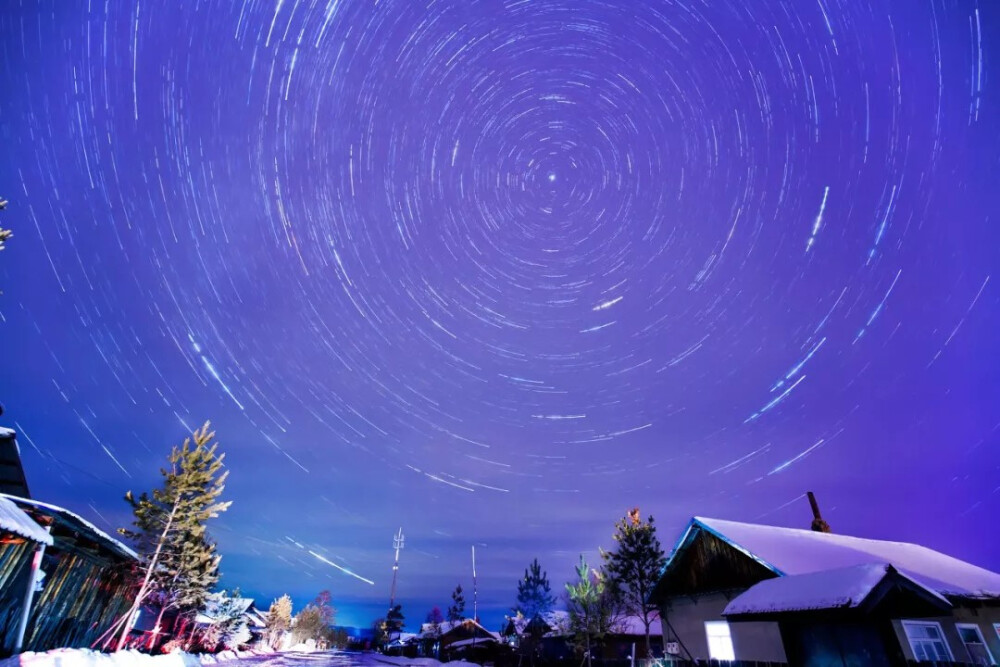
[{"left": 1, "top": 650, "right": 451, "bottom": 667}]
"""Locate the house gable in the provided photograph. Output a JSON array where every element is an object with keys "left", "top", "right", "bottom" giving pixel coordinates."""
[{"left": 652, "top": 520, "right": 778, "bottom": 602}]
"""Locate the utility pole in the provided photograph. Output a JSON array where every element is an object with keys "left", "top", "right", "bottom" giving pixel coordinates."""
[{"left": 389, "top": 527, "right": 404, "bottom": 608}]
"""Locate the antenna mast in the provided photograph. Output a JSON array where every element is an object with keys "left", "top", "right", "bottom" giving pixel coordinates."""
[
  {"left": 389, "top": 527, "right": 404, "bottom": 608},
  {"left": 472, "top": 545, "right": 478, "bottom": 621}
]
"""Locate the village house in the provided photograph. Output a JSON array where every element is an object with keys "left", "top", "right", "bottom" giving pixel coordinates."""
[
  {"left": 501, "top": 610, "right": 663, "bottom": 662},
  {"left": 500, "top": 610, "right": 573, "bottom": 660},
  {"left": 0, "top": 428, "right": 137, "bottom": 657},
  {"left": 650, "top": 496, "right": 1000, "bottom": 665},
  {"left": 418, "top": 618, "right": 505, "bottom": 662},
  {"left": 0, "top": 494, "right": 137, "bottom": 656}
]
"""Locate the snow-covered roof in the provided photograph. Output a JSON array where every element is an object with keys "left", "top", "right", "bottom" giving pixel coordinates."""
[
  {"left": 447, "top": 636, "right": 500, "bottom": 650},
  {"left": 723, "top": 563, "right": 951, "bottom": 616},
  {"left": 196, "top": 594, "right": 257, "bottom": 624},
  {"left": 420, "top": 618, "right": 496, "bottom": 639},
  {"left": 0, "top": 494, "right": 52, "bottom": 545},
  {"left": 506, "top": 610, "right": 571, "bottom": 636},
  {"left": 2, "top": 494, "right": 136, "bottom": 559},
  {"left": 670, "top": 517, "right": 1000, "bottom": 599},
  {"left": 0, "top": 427, "right": 16, "bottom": 439}
]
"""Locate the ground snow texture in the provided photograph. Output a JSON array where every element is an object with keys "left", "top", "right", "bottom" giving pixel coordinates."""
[{"left": 0, "top": 650, "right": 457, "bottom": 667}]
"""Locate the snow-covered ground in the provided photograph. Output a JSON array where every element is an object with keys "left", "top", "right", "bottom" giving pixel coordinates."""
[{"left": 0, "top": 650, "right": 451, "bottom": 667}]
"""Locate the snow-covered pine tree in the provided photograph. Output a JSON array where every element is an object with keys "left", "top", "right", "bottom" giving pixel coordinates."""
[
  {"left": 601, "top": 509, "right": 666, "bottom": 658},
  {"left": 114, "top": 421, "right": 231, "bottom": 650}
]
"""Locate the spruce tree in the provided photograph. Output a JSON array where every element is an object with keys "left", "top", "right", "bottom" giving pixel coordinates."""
[
  {"left": 601, "top": 508, "right": 666, "bottom": 658},
  {"left": 386, "top": 604, "right": 405, "bottom": 639},
  {"left": 515, "top": 557, "right": 556, "bottom": 619},
  {"left": 114, "top": 421, "right": 231, "bottom": 650},
  {"left": 447, "top": 584, "right": 466, "bottom": 623}
]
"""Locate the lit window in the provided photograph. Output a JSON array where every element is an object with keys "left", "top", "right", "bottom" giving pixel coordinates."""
[
  {"left": 957, "top": 624, "right": 995, "bottom": 665},
  {"left": 705, "top": 621, "right": 735, "bottom": 661},
  {"left": 902, "top": 621, "right": 953, "bottom": 662}
]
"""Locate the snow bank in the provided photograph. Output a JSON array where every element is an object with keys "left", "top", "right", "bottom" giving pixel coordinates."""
[
  {"left": 0, "top": 648, "right": 201, "bottom": 667},
  {"left": 0, "top": 647, "right": 276, "bottom": 667}
]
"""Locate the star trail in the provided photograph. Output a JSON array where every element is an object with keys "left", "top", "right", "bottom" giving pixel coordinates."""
[{"left": 0, "top": 0, "right": 997, "bottom": 628}]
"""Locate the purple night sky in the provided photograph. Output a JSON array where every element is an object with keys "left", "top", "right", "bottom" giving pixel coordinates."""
[{"left": 0, "top": 0, "right": 997, "bottom": 631}]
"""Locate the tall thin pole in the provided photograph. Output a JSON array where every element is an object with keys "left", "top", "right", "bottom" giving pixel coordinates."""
[
  {"left": 472, "top": 545, "right": 478, "bottom": 651},
  {"left": 471, "top": 545, "right": 478, "bottom": 621},
  {"left": 389, "top": 527, "right": 404, "bottom": 608}
]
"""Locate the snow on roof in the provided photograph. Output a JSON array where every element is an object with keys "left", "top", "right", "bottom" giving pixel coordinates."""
[
  {"left": 421, "top": 618, "right": 496, "bottom": 639},
  {"left": 0, "top": 494, "right": 52, "bottom": 545},
  {"left": 447, "top": 636, "right": 500, "bottom": 650},
  {"left": 0, "top": 427, "right": 16, "bottom": 439},
  {"left": 722, "top": 563, "right": 951, "bottom": 616},
  {"left": 3, "top": 494, "right": 136, "bottom": 559},
  {"left": 196, "top": 594, "right": 258, "bottom": 624},
  {"left": 506, "top": 610, "right": 571, "bottom": 636},
  {"left": 688, "top": 517, "right": 1000, "bottom": 599}
]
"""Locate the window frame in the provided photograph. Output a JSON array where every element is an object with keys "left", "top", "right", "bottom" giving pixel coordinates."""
[
  {"left": 704, "top": 620, "right": 735, "bottom": 661},
  {"left": 956, "top": 622, "right": 996, "bottom": 665},
  {"left": 901, "top": 620, "right": 954, "bottom": 662}
]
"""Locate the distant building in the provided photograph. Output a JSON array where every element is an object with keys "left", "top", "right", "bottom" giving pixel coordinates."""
[
  {"left": 650, "top": 515, "right": 1000, "bottom": 665},
  {"left": 501, "top": 610, "right": 573, "bottom": 661},
  {"left": 417, "top": 618, "right": 504, "bottom": 662}
]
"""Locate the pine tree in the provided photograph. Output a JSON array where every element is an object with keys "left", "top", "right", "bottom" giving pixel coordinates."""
[
  {"left": 266, "top": 594, "right": 293, "bottom": 649},
  {"left": 601, "top": 508, "right": 666, "bottom": 658},
  {"left": 114, "top": 421, "right": 231, "bottom": 650},
  {"left": 371, "top": 617, "right": 388, "bottom": 649},
  {"left": 386, "top": 604, "right": 405, "bottom": 639},
  {"left": 566, "top": 555, "right": 624, "bottom": 667},
  {"left": 447, "top": 585, "right": 466, "bottom": 623},
  {"left": 515, "top": 557, "right": 556, "bottom": 619}
]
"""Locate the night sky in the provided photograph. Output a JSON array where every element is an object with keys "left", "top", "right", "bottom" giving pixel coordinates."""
[{"left": 0, "top": 0, "right": 997, "bottom": 631}]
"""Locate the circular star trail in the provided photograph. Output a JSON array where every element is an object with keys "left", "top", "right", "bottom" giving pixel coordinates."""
[{"left": 0, "top": 0, "right": 997, "bottom": 625}]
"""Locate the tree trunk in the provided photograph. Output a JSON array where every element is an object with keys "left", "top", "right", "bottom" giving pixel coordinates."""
[
  {"left": 149, "top": 605, "right": 167, "bottom": 651},
  {"left": 116, "top": 500, "right": 179, "bottom": 651},
  {"left": 643, "top": 616, "right": 651, "bottom": 659}
]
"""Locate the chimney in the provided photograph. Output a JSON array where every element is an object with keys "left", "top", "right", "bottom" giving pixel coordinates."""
[{"left": 807, "top": 491, "right": 831, "bottom": 533}]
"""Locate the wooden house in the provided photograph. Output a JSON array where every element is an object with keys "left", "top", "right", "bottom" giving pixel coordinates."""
[
  {"left": 650, "top": 514, "right": 1000, "bottom": 665},
  {"left": 422, "top": 618, "right": 505, "bottom": 662},
  {"left": 0, "top": 494, "right": 136, "bottom": 656}
]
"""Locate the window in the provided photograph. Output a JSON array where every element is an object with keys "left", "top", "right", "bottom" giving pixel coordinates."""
[
  {"left": 902, "top": 621, "right": 953, "bottom": 662},
  {"left": 705, "top": 621, "right": 735, "bottom": 661},
  {"left": 957, "top": 624, "right": 995, "bottom": 665}
]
